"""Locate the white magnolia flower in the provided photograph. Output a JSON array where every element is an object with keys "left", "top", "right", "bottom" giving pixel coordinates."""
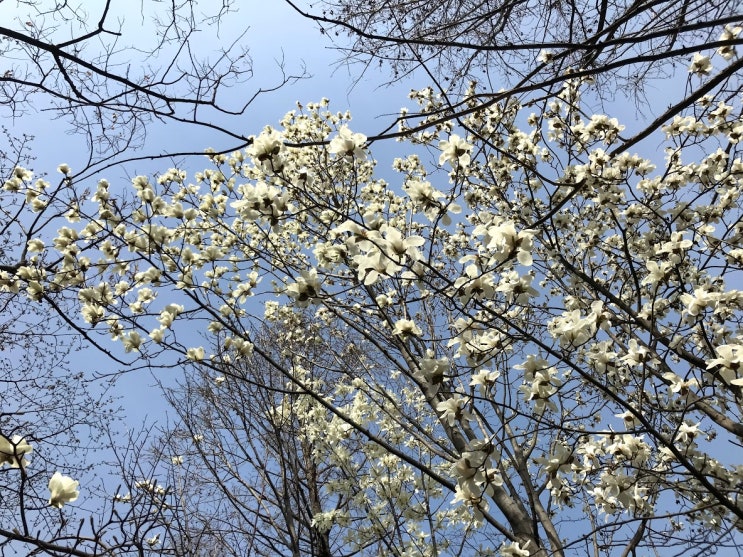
[
  {"left": 27, "top": 238, "right": 45, "bottom": 253},
  {"left": 436, "top": 395, "right": 472, "bottom": 426},
  {"left": 620, "top": 339, "right": 652, "bottom": 367},
  {"left": 122, "top": 331, "right": 143, "bottom": 352},
  {"left": 230, "top": 181, "right": 289, "bottom": 222},
  {"left": 662, "top": 371, "right": 699, "bottom": 395},
  {"left": 232, "top": 272, "right": 259, "bottom": 304},
  {"left": 149, "top": 328, "right": 165, "bottom": 343},
  {"left": 500, "top": 541, "right": 531, "bottom": 557},
  {"left": 380, "top": 225, "right": 425, "bottom": 261},
  {"left": 186, "top": 346, "right": 205, "bottom": 361},
  {"left": 641, "top": 260, "right": 672, "bottom": 285},
  {"left": 717, "top": 25, "right": 742, "bottom": 60},
  {"left": 521, "top": 367, "right": 561, "bottom": 414},
  {"left": 538, "top": 50, "right": 554, "bottom": 63},
  {"left": 438, "top": 134, "right": 472, "bottom": 167},
  {"left": 548, "top": 309, "right": 596, "bottom": 347},
  {"left": 249, "top": 128, "right": 284, "bottom": 163},
  {"left": 353, "top": 249, "right": 399, "bottom": 285},
  {"left": 680, "top": 287, "right": 714, "bottom": 316},
  {"left": 495, "top": 270, "right": 538, "bottom": 303},
  {"left": 535, "top": 442, "right": 575, "bottom": 475},
  {"left": 157, "top": 304, "right": 184, "bottom": 328},
  {"left": 470, "top": 369, "right": 501, "bottom": 395},
  {"left": 404, "top": 179, "right": 443, "bottom": 210},
  {"left": 689, "top": 53, "right": 712, "bottom": 75},
  {"left": 48, "top": 472, "right": 79, "bottom": 508},
  {"left": 474, "top": 220, "right": 535, "bottom": 266},
  {"left": 706, "top": 344, "right": 743, "bottom": 385},
  {"left": 615, "top": 410, "right": 641, "bottom": 428},
  {"left": 311, "top": 510, "right": 342, "bottom": 533},
  {"left": 515, "top": 354, "right": 550, "bottom": 378},
  {"left": 675, "top": 422, "right": 701, "bottom": 445},
  {"left": 453, "top": 264, "right": 495, "bottom": 304},
  {"left": 286, "top": 269, "right": 322, "bottom": 307},
  {"left": 13, "top": 166, "right": 33, "bottom": 181},
  {"left": 0, "top": 434, "right": 32, "bottom": 468},
  {"left": 135, "top": 480, "right": 166, "bottom": 495},
  {"left": 392, "top": 318, "right": 423, "bottom": 338},
  {"left": 329, "top": 125, "right": 367, "bottom": 158},
  {"left": 454, "top": 449, "right": 488, "bottom": 481}
]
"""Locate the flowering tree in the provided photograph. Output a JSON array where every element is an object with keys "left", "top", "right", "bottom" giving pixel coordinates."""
[
  {"left": 2, "top": 21, "right": 742, "bottom": 552},
  {"left": 0, "top": 128, "right": 125, "bottom": 555},
  {"left": 156, "top": 320, "right": 375, "bottom": 556}
]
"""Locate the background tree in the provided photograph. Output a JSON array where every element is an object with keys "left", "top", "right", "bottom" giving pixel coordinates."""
[
  {"left": 157, "top": 313, "right": 481, "bottom": 556},
  {"left": 0, "top": 0, "right": 303, "bottom": 169},
  {"left": 288, "top": 0, "right": 743, "bottom": 147},
  {"left": 160, "top": 319, "right": 365, "bottom": 557}
]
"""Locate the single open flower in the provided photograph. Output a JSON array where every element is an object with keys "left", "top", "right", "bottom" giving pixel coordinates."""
[
  {"left": 438, "top": 134, "right": 472, "bottom": 168},
  {"left": 329, "top": 125, "right": 367, "bottom": 159},
  {"left": 0, "top": 434, "right": 32, "bottom": 468},
  {"left": 392, "top": 318, "right": 422, "bottom": 338},
  {"left": 48, "top": 472, "right": 80, "bottom": 508}
]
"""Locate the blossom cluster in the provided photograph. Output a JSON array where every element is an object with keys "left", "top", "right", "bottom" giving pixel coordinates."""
[{"left": 3, "top": 52, "right": 743, "bottom": 553}]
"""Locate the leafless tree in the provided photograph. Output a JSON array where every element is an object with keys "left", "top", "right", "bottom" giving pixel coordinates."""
[
  {"left": 286, "top": 0, "right": 743, "bottom": 144},
  {"left": 290, "top": 0, "right": 740, "bottom": 91},
  {"left": 0, "top": 0, "right": 304, "bottom": 171}
]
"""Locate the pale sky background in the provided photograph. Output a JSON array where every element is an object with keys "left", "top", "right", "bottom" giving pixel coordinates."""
[{"left": 3, "top": 0, "right": 415, "bottom": 170}]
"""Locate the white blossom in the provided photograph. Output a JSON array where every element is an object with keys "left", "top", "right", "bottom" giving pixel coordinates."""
[
  {"left": 329, "top": 125, "right": 367, "bottom": 158},
  {"left": 439, "top": 134, "right": 472, "bottom": 167},
  {"left": 0, "top": 435, "right": 32, "bottom": 468},
  {"left": 48, "top": 472, "right": 79, "bottom": 508},
  {"left": 689, "top": 53, "right": 712, "bottom": 75},
  {"left": 286, "top": 269, "right": 322, "bottom": 307},
  {"left": 392, "top": 319, "right": 422, "bottom": 338},
  {"left": 500, "top": 541, "right": 531, "bottom": 557},
  {"left": 706, "top": 343, "right": 743, "bottom": 385},
  {"left": 187, "top": 347, "right": 206, "bottom": 361},
  {"left": 717, "top": 25, "right": 742, "bottom": 60},
  {"left": 436, "top": 395, "right": 472, "bottom": 426}
]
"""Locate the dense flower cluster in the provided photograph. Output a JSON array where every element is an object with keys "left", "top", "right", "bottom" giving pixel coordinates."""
[{"left": 4, "top": 52, "right": 743, "bottom": 555}]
